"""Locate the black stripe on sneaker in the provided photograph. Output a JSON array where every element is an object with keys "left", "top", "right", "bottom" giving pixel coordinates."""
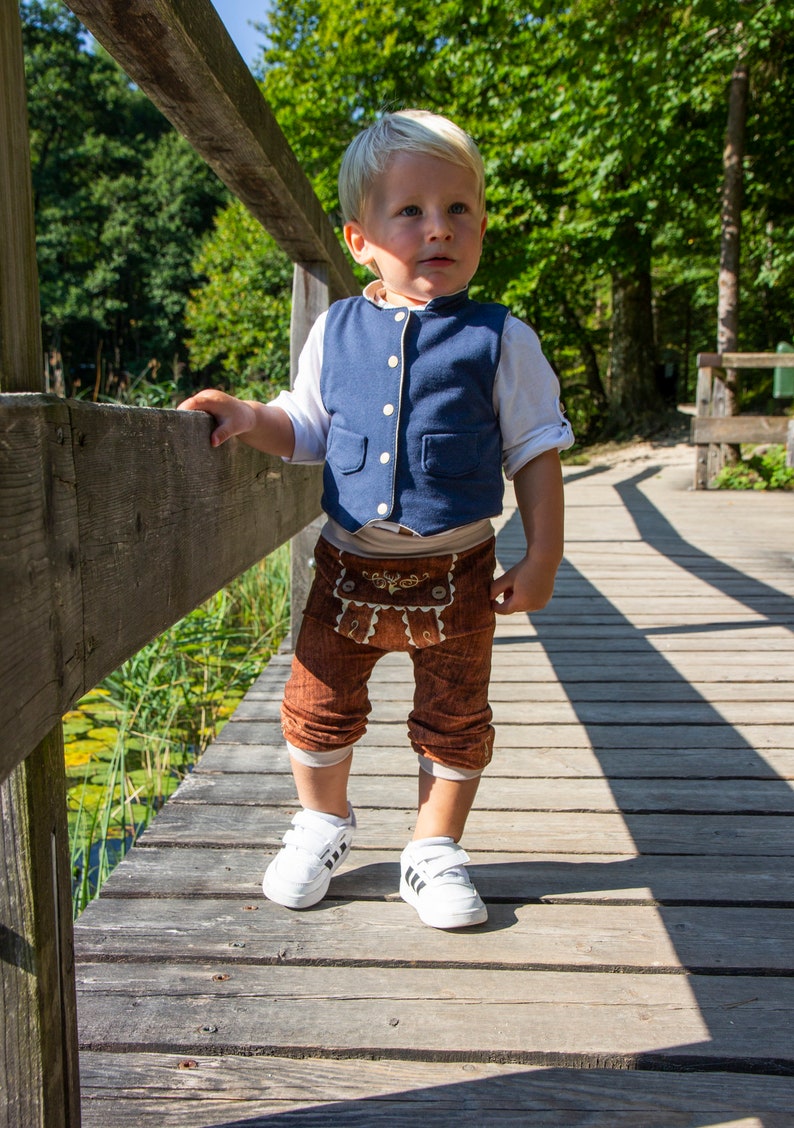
[{"left": 405, "top": 866, "right": 426, "bottom": 894}]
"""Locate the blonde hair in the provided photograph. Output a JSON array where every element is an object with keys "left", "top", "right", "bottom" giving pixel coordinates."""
[{"left": 338, "top": 110, "right": 486, "bottom": 223}]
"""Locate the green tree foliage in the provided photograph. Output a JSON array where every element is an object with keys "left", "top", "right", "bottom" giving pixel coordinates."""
[
  {"left": 22, "top": 0, "right": 226, "bottom": 397},
  {"left": 256, "top": 0, "right": 794, "bottom": 437},
  {"left": 185, "top": 198, "right": 292, "bottom": 398}
]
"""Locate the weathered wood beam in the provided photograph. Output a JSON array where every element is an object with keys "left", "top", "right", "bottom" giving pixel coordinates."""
[
  {"left": 1, "top": 3, "right": 81, "bottom": 1123},
  {"left": 697, "top": 352, "right": 794, "bottom": 369},
  {"left": 288, "top": 262, "right": 331, "bottom": 646},
  {"left": 64, "top": 0, "right": 358, "bottom": 300},
  {"left": 690, "top": 416, "right": 790, "bottom": 445},
  {"left": 0, "top": 395, "right": 323, "bottom": 785},
  {"left": 0, "top": 0, "right": 42, "bottom": 389}
]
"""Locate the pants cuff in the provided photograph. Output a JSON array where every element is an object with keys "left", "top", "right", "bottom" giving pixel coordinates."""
[
  {"left": 417, "top": 753, "right": 483, "bottom": 781},
  {"left": 287, "top": 741, "right": 354, "bottom": 768}
]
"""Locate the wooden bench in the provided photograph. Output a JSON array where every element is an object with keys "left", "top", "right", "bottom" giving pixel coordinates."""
[{"left": 692, "top": 352, "right": 794, "bottom": 489}]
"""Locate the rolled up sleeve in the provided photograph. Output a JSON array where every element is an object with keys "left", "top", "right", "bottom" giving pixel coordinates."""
[{"left": 496, "top": 315, "right": 574, "bottom": 480}]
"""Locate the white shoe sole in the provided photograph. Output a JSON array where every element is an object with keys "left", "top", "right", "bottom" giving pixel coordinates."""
[{"left": 262, "top": 863, "right": 333, "bottom": 909}]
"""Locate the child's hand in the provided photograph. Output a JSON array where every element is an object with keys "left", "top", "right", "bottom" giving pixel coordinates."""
[
  {"left": 178, "top": 389, "right": 257, "bottom": 448},
  {"left": 490, "top": 553, "right": 557, "bottom": 616}
]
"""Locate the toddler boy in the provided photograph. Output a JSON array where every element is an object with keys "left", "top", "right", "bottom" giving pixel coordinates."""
[{"left": 180, "top": 110, "right": 573, "bottom": 929}]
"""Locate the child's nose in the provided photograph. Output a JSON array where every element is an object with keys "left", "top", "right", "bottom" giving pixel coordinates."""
[{"left": 427, "top": 212, "right": 453, "bottom": 239}]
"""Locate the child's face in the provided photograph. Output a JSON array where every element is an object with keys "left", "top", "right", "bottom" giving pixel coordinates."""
[{"left": 343, "top": 151, "right": 487, "bottom": 308}]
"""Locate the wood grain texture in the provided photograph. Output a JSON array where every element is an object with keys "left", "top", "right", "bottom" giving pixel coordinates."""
[
  {"left": 0, "top": 394, "right": 322, "bottom": 781},
  {"left": 1, "top": 6, "right": 81, "bottom": 1122},
  {"left": 78, "top": 1054, "right": 794, "bottom": 1127},
  {"left": 72, "top": 447, "right": 794, "bottom": 1121},
  {"left": 697, "top": 352, "right": 794, "bottom": 369},
  {"left": 691, "top": 416, "right": 789, "bottom": 444}
]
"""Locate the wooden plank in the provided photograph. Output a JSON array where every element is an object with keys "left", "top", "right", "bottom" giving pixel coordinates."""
[
  {"left": 691, "top": 416, "right": 789, "bottom": 444},
  {"left": 74, "top": 963, "right": 794, "bottom": 1069},
  {"left": 0, "top": 6, "right": 81, "bottom": 1123},
  {"left": 92, "top": 844, "right": 794, "bottom": 905},
  {"left": 173, "top": 772, "right": 794, "bottom": 814},
  {"left": 0, "top": 395, "right": 322, "bottom": 780},
  {"left": 215, "top": 718, "right": 794, "bottom": 748},
  {"left": 0, "top": 730, "right": 80, "bottom": 1128},
  {"left": 70, "top": 398, "right": 321, "bottom": 693},
  {"left": 697, "top": 352, "right": 794, "bottom": 369},
  {"left": 64, "top": 0, "right": 357, "bottom": 299},
  {"left": 243, "top": 677, "right": 794, "bottom": 701},
  {"left": 694, "top": 365, "right": 714, "bottom": 488},
  {"left": 133, "top": 804, "right": 794, "bottom": 856},
  {"left": 73, "top": 897, "right": 794, "bottom": 972},
  {"left": 226, "top": 697, "right": 794, "bottom": 726},
  {"left": 0, "top": 396, "right": 83, "bottom": 783},
  {"left": 76, "top": 1054, "right": 794, "bottom": 1127},
  {"left": 72, "top": 442, "right": 794, "bottom": 1118},
  {"left": 199, "top": 741, "right": 794, "bottom": 779}
]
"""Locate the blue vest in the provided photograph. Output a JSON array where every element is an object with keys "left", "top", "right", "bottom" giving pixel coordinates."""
[{"left": 320, "top": 290, "right": 509, "bottom": 536}]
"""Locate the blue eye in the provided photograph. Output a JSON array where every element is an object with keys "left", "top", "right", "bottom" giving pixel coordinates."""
[
  {"left": 450, "top": 202, "right": 467, "bottom": 214},
  {"left": 401, "top": 205, "right": 420, "bottom": 217}
]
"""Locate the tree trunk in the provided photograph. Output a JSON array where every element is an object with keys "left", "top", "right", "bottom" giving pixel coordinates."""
[
  {"left": 559, "top": 295, "right": 607, "bottom": 435},
  {"left": 717, "top": 55, "right": 748, "bottom": 415},
  {"left": 608, "top": 222, "right": 660, "bottom": 423}
]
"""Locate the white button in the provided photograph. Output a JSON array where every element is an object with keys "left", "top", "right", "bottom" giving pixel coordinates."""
[
  {"left": 388, "top": 355, "right": 399, "bottom": 368},
  {"left": 380, "top": 452, "right": 390, "bottom": 464},
  {"left": 377, "top": 503, "right": 389, "bottom": 515},
  {"left": 394, "top": 311, "right": 406, "bottom": 322},
  {"left": 383, "top": 403, "right": 395, "bottom": 416}
]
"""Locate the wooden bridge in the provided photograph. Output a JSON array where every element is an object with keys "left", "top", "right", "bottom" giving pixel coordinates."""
[
  {"left": 2, "top": 1, "right": 793, "bottom": 1125},
  {"left": 70, "top": 444, "right": 794, "bottom": 1125}
]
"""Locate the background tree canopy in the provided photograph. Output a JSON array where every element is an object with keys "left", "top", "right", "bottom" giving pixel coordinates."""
[
  {"left": 23, "top": 0, "right": 227, "bottom": 399},
  {"left": 23, "top": 0, "right": 793, "bottom": 437}
]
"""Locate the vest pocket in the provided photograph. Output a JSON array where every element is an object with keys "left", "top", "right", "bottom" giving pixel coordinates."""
[
  {"left": 422, "top": 432, "right": 480, "bottom": 478},
  {"left": 327, "top": 425, "right": 367, "bottom": 473}
]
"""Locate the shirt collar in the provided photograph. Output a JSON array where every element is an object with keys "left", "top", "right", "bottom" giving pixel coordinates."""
[{"left": 362, "top": 280, "right": 470, "bottom": 313}]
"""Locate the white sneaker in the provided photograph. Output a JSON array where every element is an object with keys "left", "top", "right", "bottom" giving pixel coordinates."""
[
  {"left": 262, "top": 805, "right": 355, "bottom": 909},
  {"left": 400, "top": 837, "right": 488, "bottom": 929}
]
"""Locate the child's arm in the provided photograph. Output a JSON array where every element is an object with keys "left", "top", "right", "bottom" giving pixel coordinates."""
[
  {"left": 490, "top": 449, "right": 564, "bottom": 615},
  {"left": 178, "top": 389, "right": 296, "bottom": 458}
]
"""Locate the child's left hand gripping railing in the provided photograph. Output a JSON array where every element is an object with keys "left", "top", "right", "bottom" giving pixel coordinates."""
[{"left": 0, "top": 1, "right": 356, "bottom": 1122}]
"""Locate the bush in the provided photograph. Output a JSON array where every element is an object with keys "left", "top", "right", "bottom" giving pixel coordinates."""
[{"left": 712, "top": 444, "right": 794, "bottom": 491}]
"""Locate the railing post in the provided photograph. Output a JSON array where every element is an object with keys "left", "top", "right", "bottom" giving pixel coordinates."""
[
  {"left": 0, "top": 1, "right": 81, "bottom": 1123},
  {"left": 694, "top": 365, "right": 713, "bottom": 490},
  {"left": 288, "top": 262, "right": 332, "bottom": 647}
]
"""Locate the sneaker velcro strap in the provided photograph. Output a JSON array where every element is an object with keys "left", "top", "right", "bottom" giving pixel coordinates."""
[
  {"left": 422, "top": 847, "right": 471, "bottom": 879},
  {"left": 282, "top": 824, "right": 339, "bottom": 856}
]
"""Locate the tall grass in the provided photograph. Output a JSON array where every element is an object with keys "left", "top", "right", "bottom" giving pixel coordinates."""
[{"left": 64, "top": 547, "right": 290, "bottom": 916}]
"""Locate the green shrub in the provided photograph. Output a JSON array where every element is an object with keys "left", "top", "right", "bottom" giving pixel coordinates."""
[
  {"left": 712, "top": 444, "right": 794, "bottom": 491},
  {"left": 65, "top": 547, "right": 290, "bottom": 915}
]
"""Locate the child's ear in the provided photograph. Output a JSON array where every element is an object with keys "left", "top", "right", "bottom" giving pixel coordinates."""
[{"left": 344, "top": 221, "right": 373, "bottom": 266}]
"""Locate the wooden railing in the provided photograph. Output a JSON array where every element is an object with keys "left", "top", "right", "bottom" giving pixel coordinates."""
[
  {"left": 691, "top": 352, "right": 794, "bottom": 489},
  {"left": 0, "top": 1, "right": 356, "bottom": 1123}
]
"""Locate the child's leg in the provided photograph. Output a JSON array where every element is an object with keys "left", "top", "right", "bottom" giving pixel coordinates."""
[
  {"left": 413, "top": 770, "right": 481, "bottom": 842},
  {"left": 289, "top": 748, "right": 353, "bottom": 819},
  {"left": 264, "top": 616, "right": 382, "bottom": 910},
  {"left": 400, "top": 627, "right": 494, "bottom": 929}
]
